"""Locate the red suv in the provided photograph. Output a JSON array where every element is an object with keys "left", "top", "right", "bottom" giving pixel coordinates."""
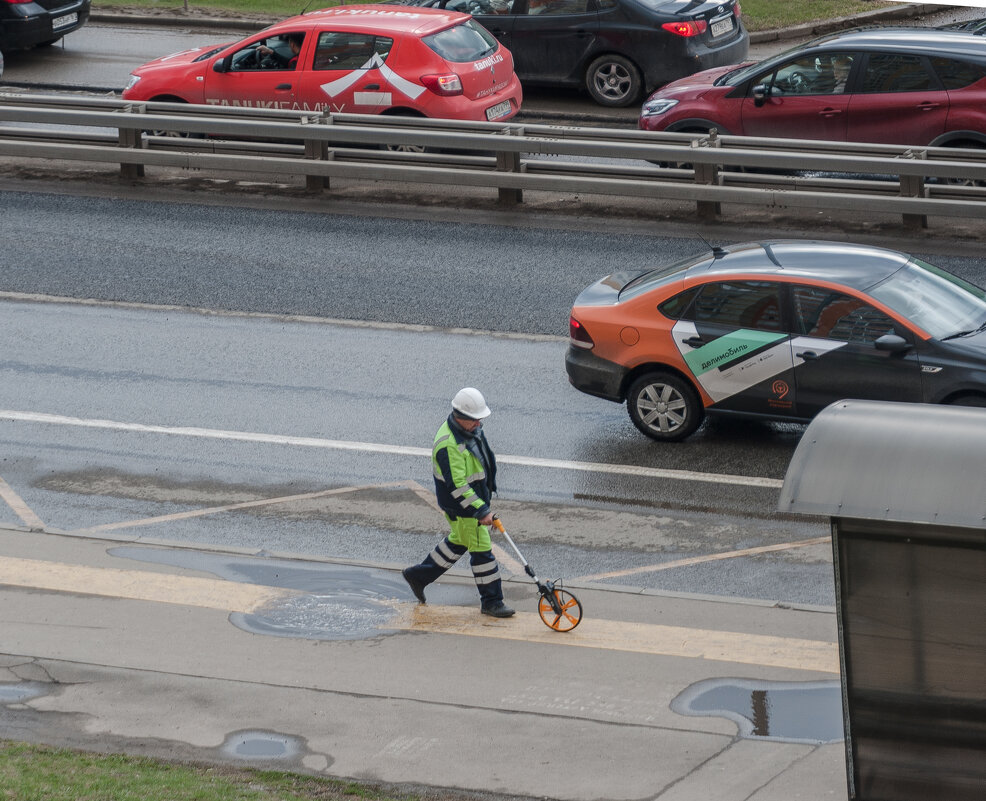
[
  {"left": 122, "top": 6, "right": 521, "bottom": 123},
  {"left": 639, "top": 28, "right": 986, "bottom": 149}
]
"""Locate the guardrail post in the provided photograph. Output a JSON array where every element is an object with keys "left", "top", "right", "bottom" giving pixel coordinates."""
[
  {"left": 899, "top": 149, "right": 928, "bottom": 230},
  {"left": 693, "top": 129, "right": 721, "bottom": 222},
  {"left": 116, "top": 104, "right": 146, "bottom": 180},
  {"left": 303, "top": 114, "right": 330, "bottom": 192},
  {"left": 496, "top": 126, "right": 523, "bottom": 206}
]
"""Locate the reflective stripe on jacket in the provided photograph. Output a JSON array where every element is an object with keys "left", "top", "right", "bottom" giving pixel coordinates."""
[{"left": 432, "top": 414, "right": 497, "bottom": 520}]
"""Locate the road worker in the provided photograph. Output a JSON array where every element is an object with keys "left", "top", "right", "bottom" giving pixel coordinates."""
[{"left": 402, "top": 387, "right": 515, "bottom": 618}]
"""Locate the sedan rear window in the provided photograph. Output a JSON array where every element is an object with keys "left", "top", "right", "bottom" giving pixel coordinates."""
[
  {"left": 868, "top": 259, "right": 986, "bottom": 339},
  {"left": 424, "top": 19, "right": 497, "bottom": 63}
]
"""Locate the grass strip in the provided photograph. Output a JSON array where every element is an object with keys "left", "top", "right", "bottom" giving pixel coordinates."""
[
  {"left": 0, "top": 741, "right": 423, "bottom": 801},
  {"left": 90, "top": 0, "right": 895, "bottom": 33}
]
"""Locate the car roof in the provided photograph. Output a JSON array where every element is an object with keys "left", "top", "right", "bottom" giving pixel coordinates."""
[
  {"left": 804, "top": 27, "right": 986, "bottom": 60},
  {"left": 273, "top": 5, "right": 468, "bottom": 36},
  {"left": 682, "top": 241, "right": 911, "bottom": 290}
]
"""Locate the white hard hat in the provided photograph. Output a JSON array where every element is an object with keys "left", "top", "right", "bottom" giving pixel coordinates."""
[{"left": 451, "top": 387, "right": 491, "bottom": 420}]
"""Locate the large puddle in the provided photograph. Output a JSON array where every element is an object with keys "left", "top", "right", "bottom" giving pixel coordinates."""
[
  {"left": 672, "top": 678, "right": 844, "bottom": 744},
  {"left": 109, "top": 545, "right": 474, "bottom": 641}
]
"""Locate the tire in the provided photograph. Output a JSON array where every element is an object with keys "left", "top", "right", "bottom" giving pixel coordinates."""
[
  {"left": 626, "top": 372, "right": 703, "bottom": 442},
  {"left": 380, "top": 109, "right": 428, "bottom": 153},
  {"left": 948, "top": 394, "right": 986, "bottom": 407},
  {"left": 943, "top": 142, "right": 986, "bottom": 187},
  {"left": 585, "top": 54, "right": 642, "bottom": 108}
]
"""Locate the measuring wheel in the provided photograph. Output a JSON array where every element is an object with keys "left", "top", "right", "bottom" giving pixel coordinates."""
[{"left": 537, "top": 586, "right": 583, "bottom": 632}]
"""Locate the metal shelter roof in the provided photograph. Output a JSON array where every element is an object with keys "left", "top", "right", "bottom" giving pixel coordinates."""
[{"left": 778, "top": 400, "right": 986, "bottom": 529}]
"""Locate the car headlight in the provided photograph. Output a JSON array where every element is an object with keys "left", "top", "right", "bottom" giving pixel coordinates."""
[
  {"left": 124, "top": 74, "right": 141, "bottom": 92},
  {"left": 641, "top": 98, "right": 679, "bottom": 117}
]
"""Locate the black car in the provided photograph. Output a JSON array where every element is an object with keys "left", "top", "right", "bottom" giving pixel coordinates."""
[
  {"left": 0, "top": 0, "right": 90, "bottom": 52},
  {"left": 389, "top": 0, "right": 748, "bottom": 107}
]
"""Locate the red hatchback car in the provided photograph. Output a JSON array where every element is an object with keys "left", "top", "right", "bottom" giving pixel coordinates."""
[
  {"left": 122, "top": 5, "right": 522, "bottom": 123},
  {"left": 639, "top": 28, "right": 986, "bottom": 149}
]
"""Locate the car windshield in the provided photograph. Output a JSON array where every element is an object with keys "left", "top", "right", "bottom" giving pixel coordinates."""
[
  {"left": 424, "top": 19, "right": 497, "bottom": 62},
  {"left": 867, "top": 259, "right": 986, "bottom": 339},
  {"left": 619, "top": 254, "right": 707, "bottom": 301}
]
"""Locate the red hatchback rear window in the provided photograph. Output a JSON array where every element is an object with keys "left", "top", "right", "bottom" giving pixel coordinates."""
[{"left": 423, "top": 19, "right": 497, "bottom": 63}]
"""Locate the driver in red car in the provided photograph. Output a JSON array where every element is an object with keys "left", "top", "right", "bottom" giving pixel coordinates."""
[{"left": 257, "top": 33, "right": 304, "bottom": 70}]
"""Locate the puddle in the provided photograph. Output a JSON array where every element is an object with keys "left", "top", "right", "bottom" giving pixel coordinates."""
[
  {"left": 672, "top": 678, "right": 843, "bottom": 744},
  {"left": 108, "top": 546, "right": 433, "bottom": 641},
  {"left": 221, "top": 730, "right": 302, "bottom": 760},
  {"left": 0, "top": 683, "right": 48, "bottom": 703}
]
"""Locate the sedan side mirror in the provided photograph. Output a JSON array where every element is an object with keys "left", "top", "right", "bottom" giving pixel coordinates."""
[
  {"left": 752, "top": 84, "right": 768, "bottom": 107},
  {"left": 875, "top": 334, "right": 912, "bottom": 353},
  {"left": 213, "top": 57, "right": 229, "bottom": 74}
]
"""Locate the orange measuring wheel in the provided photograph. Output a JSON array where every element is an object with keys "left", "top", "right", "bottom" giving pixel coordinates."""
[
  {"left": 492, "top": 515, "right": 585, "bottom": 633},
  {"left": 538, "top": 585, "right": 583, "bottom": 632}
]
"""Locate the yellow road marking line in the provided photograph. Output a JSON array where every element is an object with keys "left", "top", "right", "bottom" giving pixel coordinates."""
[
  {"left": 0, "top": 558, "right": 838, "bottom": 673},
  {"left": 0, "top": 556, "right": 292, "bottom": 612},
  {"left": 580, "top": 537, "right": 831, "bottom": 581},
  {"left": 0, "top": 477, "right": 45, "bottom": 531},
  {"left": 393, "top": 604, "right": 838, "bottom": 674},
  {"left": 66, "top": 481, "right": 413, "bottom": 535}
]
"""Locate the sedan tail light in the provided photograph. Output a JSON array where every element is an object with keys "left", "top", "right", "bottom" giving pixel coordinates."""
[
  {"left": 662, "top": 20, "right": 708, "bottom": 38},
  {"left": 3, "top": 0, "right": 35, "bottom": 4},
  {"left": 570, "top": 316, "right": 594, "bottom": 349},
  {"left": 420, "top": 74, "right": 463, "bottom": 96},
  {"left": 733, "top": 2, "right": 742, "bottom": 17}
]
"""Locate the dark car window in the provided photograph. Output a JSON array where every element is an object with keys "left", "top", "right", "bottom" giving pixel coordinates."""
[
  {"left": 930, "top": 57, "right": 986, "bottom": 89},
  {"left": 526, "top": 0, "right": 591, "bottom": 15},
  {"left": 230, "top": 33, "right": 307, "bottom": 72},
  {"left": 684, "top": 281, "right": 783, "bottom": 332},
  {"left": 424, "top": 19, "right": 497, "bottom": 62},
  {"left": 658, "top": 286, "right": 701, "bottom": 319},
  {"left": 859, "top": 53, "right": 937, "bottom": 93},
  {"left": 792, "top": 286, "right": 896, "bottom": 344},
  {"left": 762, "top": 53, "right": 854, "bottom": 95},
  {"left": 313, "top": 33, "right": 393, "bottom": 71},
  {"left": 444, "top": 0, "right": 515, "bottom": 14}
]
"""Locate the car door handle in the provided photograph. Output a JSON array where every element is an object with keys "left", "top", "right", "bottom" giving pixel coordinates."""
[
  {"left": 917, "top": 101, "right": 941, "bottom": 111},
  {"left": 796, "top": 350, "right": 819, "bottom": 360},
  {"left": 275, "top": 83, "right": 292, "bottom": 91},
  {"left": 361, "top": 84, "right": 380, "bottom": 90},
  {"left": 682, "top": 337, "right": 705, "bottom": 348},
  {"left": 819, "top": 108, "right": 843, "bottom": 117}
]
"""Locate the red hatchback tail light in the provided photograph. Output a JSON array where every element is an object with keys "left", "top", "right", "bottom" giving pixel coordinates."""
[
  {"left": 662, "top": 20, "right": 708, "bottom": 38},
  {"left": 420, "top": 73, "right": 463, "bottom": 96},
  {"left": 569, "top": 316, "right": 594, "bottom": 349}
]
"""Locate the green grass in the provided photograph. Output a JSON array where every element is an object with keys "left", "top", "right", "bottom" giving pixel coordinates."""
[
  {"left": 90, "top": 0, "right": 894, "bottom": 32},
  {"left": 0, "top": 741, "right": 423, "bottom": 801}
]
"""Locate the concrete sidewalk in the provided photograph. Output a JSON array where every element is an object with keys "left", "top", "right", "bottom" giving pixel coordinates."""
[{"left": 0, "top": 523, "right": 848, "bottom": 800}]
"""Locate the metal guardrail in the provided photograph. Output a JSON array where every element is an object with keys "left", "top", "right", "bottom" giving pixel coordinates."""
[{"left": 1, "top": 93, "right": 985, "bottom": 228}]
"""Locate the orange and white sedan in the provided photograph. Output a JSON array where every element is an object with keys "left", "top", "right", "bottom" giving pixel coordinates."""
[{"left": 567, "top": 241, "right": 986, "bottom": 441}]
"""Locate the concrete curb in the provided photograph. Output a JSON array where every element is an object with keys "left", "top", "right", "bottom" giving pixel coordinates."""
[{"left": 91, "top": 2, "right": 943, "bottom": 41}]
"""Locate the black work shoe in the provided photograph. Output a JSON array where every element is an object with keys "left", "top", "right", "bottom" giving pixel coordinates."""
[
  {"left": 402, "top": 568, "right": 427, "bottom": 604},
  {"left": 481, "top": 601, "right": 515, "bottom": 618}
]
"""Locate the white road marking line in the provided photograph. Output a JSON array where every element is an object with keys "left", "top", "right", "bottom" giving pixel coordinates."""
[
  {"left": 66, "top": 481, "right": 412, "bottom": 535},
  {"left": 580, "top": 536, "right": 831, "bottom": 581},
  {"left": 0, "top": 291, "right": 564, "bottom": 343},
  {"left": 0, "top": 476, "right": 46, "bottom": 531},
  {"left": 0, "top": 410, "right": 783, "bottom": 489}
]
